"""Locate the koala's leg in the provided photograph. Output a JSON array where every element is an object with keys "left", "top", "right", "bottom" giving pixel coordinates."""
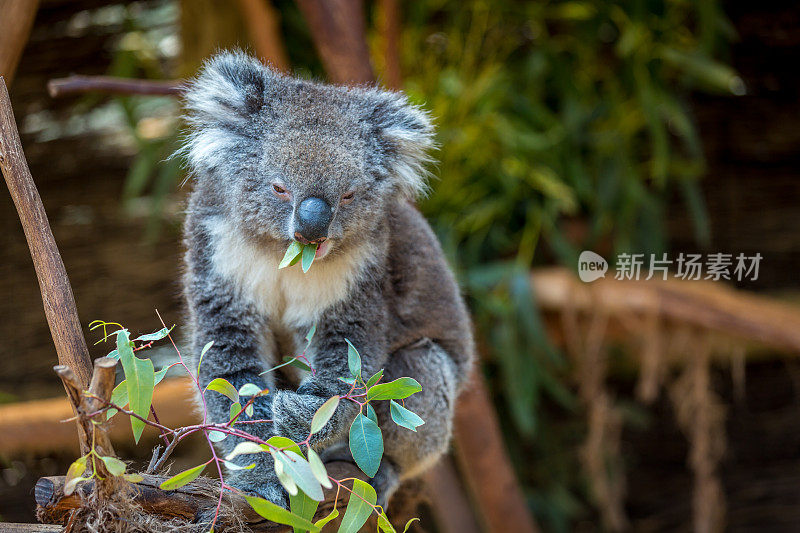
[{"left": 372, "top": 339, "right": 459, "bottom": 507}]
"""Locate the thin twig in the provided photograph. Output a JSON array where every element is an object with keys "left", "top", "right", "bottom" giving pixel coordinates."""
[{"left": 47, "top": 75, "right": 183, "bottom": 98}]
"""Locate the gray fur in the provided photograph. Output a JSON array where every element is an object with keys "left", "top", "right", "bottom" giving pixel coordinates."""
[{"left": 180, "top": 51, "right": 474, "bottom": 507}]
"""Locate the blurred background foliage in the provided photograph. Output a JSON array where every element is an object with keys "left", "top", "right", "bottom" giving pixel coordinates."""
[{"left": 71, "top": 0, "right": 740, "bottom": 529}]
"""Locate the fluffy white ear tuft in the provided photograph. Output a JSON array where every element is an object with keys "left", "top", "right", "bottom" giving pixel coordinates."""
[
  {"left": 367, "top": 91, "right": 436, "bottom": 198},
  {"left": 179, "top": 51, "right": 277, "bottom": 175}
]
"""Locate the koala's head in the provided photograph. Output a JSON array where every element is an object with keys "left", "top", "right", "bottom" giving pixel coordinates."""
[{"left": 181, "top": 52, "right": 434, "bottom": 260}]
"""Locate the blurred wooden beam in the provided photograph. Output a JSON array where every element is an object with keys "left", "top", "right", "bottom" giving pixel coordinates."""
[
  {"left": 0, "top": 378, "right": 195, "bottom": 456},
  {"left": 0, "top": 0, "right": 39, "bottom": 83},
  {"left": 236, "top": 0, "right": 290, "bottom": 71},
  {"left": 532, "top": 267, "right": 800, "bottom": 354},
  {"left": 454, "top": 374, "right": 540, "bottom": 533},
  {"left": 295, "top": 0, "right": 375, "bottom": 84}
]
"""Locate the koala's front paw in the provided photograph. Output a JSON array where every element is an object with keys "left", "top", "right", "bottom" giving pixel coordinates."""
[{"left": 271, "top": 390, "right": 313, "bottom": 442}]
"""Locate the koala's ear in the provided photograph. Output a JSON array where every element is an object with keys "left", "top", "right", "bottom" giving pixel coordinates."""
[
  {"left": 366, "top": 91, "right": 435, "bottom": 198},
  {"left": 180, "top": 52, "right": 276, "bottom": 175},
  {"left": 183, "top": 51, "right": 274, "bottom": 128}
]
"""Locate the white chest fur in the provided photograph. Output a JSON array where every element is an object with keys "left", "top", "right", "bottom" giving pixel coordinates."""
[{"left": 207, "top": 218, "right": 370, "bottom": 329}]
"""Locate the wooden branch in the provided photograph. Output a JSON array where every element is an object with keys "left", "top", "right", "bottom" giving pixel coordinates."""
[
  {"left": 453, "top": 374, "right": 540, "bottom": 533},
  {"left": 236, "top": 0, "right": 290, "bottom": 72},
  {"left": 0, "top": 525, "right": 61, "bottom": 532},
  {"left": 532, "top": 267, "right": 800, "bottom": 354},
  {"left": 47, "top": 76, "right": 183, "bottom": 98},
  {"left": 0, "top": 77, "right": 93, "bottom": 387},
  {"left": 294, "top": 0, "right": 375, "bottom": 84},
  {"left": 0, "top": 0, "right": 40, "bottom": 83},
  {"left": 54, "top": 360, "right": 118, "bottom": 495},
  {"left": 36, "top": 462, "right": 364, "bottom": 531}
]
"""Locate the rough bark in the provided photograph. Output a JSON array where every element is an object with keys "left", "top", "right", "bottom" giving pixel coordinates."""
[
  {"left": 36, "top": 462, "right": 365, "bottom": 531},
  {"left": 0, "top": 77, "right": 92, "bottom": 387}
]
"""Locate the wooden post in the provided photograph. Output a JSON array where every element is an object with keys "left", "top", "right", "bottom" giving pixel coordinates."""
[
  {"left": 0, "top": 78, "right": 93, "bottom": 386},
  {"left": 294, "top": 0, "right": 375, "bottom": 84},
  {"left": 454, "top": 375, "right": 540, "bottom": 533},
  {"left": 236, "top": 0, "right": 290, "bottom": 71},
  {"left": 0, "top": 0, "right": 40, "bottom": 83}
]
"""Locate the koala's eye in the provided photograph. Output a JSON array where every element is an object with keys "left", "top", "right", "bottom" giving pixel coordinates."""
[
  {"left": 272, "top": 183, "right": 290, "bottom": 199},
  {"left": 340, "top": 191, "right": 355, "bottom": 205}
]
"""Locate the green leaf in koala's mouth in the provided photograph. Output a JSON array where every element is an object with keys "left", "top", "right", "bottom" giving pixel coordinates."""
[
  {"left": 278, "top": 241, "right": 319, "bottom": 272},
  {"left": 279, "top": 241, "right": 303, "bottom": 269},
  {"left": 301, "top": 243, "right": 318, "bottom": 272}
]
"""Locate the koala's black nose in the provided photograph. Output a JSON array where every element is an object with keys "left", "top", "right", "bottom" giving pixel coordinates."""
[{"left": 294, "top": 197, "right": 332, "bottom": 244}]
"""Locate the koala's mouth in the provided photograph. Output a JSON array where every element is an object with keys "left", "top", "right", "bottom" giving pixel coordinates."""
[{"left": 315, "top": 239, "right": 332, "bottom": 260}]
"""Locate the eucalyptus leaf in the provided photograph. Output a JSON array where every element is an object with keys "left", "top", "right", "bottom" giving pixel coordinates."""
[
  {"left": 338, "top": 479, "right": 377, "bottom": 533},
  {"left": 306, "top": 447, "right": 332, "bottom": 489},
  {"left": 301, "top": 243, "right": 317, "bottom": 273},
  {"left": 310, "top": 396, "right": 339, "bottom": 434},
  {"left": 100, "top": 455, "right": 127, "bottom": 477},
  {"left": 274, "top": 450, "right": 324, "bottom": 502},
  {"left": 279, "top": 241, "right": 303, "bottom": 269},
  {"left": 116, "top": 330, "right": 155, "bottom": 443},
  {"left": 133, "top": 326, "right": 172, "bottom": 342},
  {"left": 238, "top": 383, "right": 264, "bottom": 397},
  {"left": 345, "top": 339, "right": 361, "bottom": 378},
  {"left": 225, "top": 441, "right": 266, "bottom": 460},
  {"left": 366, "top": 378, "right": 422, "bottom": 402},
  {"left": 348, "top": 413, "right": 383, "bottom": 477},
  {"left": 160, "top": 463, "right": 206, "bottom": 490},
  {"left": 244, "top": 495, "right": 320, "bottom": 532},
  {"left": 390, "top": 400, "right": 425, "bottom": 432},
  {"left": 206, "top": 378, "right": 239, "bottom": 403}
]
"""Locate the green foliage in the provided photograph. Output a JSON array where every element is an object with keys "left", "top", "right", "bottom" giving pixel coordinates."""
[
  {"left": 244, "top": 494, "right": 321, "bottom": 532},
  {"left": 366, "top": 378, "right": 422, "bottom": 401},
  {"left": 279, "top": 241, "right": 319, "bottom": 272},
  {"left": 396, "top": 1, "right": 738, "bottom": 526},
  {"left": 338, "top": 479, "right": 377, "bottom": 533},
  {"left": 310, "top": 396, "right": 340, "bottom": 434},
  {"left": 116, "top": 329, "right": 155, "bottom": 442},
  {"left": 389, "top": 400, "right": 425, "bottom": 432},
  {"left": 349, "top": 413, "right": 384, "bottom": 478},
  {"left": 160, "top": 463, "right": 207, "bottom": 490}
]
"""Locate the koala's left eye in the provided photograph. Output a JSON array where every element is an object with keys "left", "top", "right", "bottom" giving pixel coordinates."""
[{"left": 340, "top": 191, "right": 355, "bottom": 205}]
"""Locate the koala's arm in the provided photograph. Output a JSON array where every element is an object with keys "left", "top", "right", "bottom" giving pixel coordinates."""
[
  {"left": 184, "top": 226, "right": 274, "bottom": 440},
  {"left": 272, "top": 272, "right": 389, "bottom": 447}
]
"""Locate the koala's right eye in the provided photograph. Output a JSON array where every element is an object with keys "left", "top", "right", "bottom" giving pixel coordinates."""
[{"left": 272, "top": 183, "right": 291, "bottom": 200}]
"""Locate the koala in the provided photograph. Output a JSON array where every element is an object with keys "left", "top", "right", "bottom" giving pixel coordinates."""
[{"left": 180, "top": 52, "right": 474, "bottom": 508}]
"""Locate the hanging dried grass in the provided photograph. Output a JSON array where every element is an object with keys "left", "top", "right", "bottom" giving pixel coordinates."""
[{"left": 669, "top": 334, "right": 727, "bottom": 533}]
